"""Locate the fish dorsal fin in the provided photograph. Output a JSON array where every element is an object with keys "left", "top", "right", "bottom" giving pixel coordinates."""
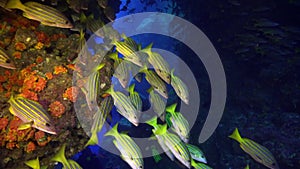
[
  {"left": 104, "top": 85, "right": 115, "bottom": 95},
  {"left": 142, "top": 43, "right": 153, "bottom": 55},
  {"left": 85, "top": 130, "right": 98, "bottom": 147},
  {"left": 228, "top": 128, "right": 243, "bottom": 143}
]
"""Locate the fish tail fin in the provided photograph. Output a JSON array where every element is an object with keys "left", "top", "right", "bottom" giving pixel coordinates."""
[
  {"left": 6, "top": 0, "right": 26, "bottom": 11},
  {"left": 128, "top": 83, "right": 135, "bottom": 94},
  {"left": 104, "top": 85, "right": 114, "bottom": 95},
  {"left": 229, "top": 128, "right": 243, "bottom": 143},
  {"left": 24, "top": 157, "right": 40, "bottom": 169},
  {"left": 145, "top": 116, "right": 158, "bottom": 127},
  {"left": 51, "top": 144, "right": 69, "bottom": 167},
  {"left": 147, "top": 86, "right": 154, "bottom": 93},
  {"left": 104, "top": 123, "right": 119, "bottom": 137},
  {"left": 139, "top": 64, "right": 148, "bottom": 73},
  {"left": 154, "top": 124, "right": 167, "bottom": 135},
  {"left": 85, "top": 131, "right": 98, "bottom": 147},
  {"left": 142, "top": 43, "right": 153, "bottom": 55},
  {"left": 166, "top": 103, "right": 177, "bottom": 113},
  {"left": 109, "top": 52, "right": 119, "bottom": 62}
]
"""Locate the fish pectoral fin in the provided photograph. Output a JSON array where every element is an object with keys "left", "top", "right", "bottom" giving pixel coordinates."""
[{"left": 18, "top": 121, "right": 33, "bottom": 130}]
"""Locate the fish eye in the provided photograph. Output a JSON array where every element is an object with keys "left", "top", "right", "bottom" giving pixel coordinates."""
[
  {"left": 65, "top": 20, "right": 69, "bottom": 24},
  {"left": 139, "top": 166, "right": 143, "bottom": 168},
  {"left": 134, "top": 116, "right": 137, "bottom": 119},
  {"left": 46, "top": 123, "right": 51, "bottom": 127},
  {"left": 5, "top": 59, "right": 11, "bottom": 63}
]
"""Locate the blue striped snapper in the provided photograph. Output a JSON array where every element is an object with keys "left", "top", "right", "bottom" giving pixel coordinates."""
[
  {"left": 142, "top": 43, "right": 171, "bottom": 84},
  {"left": 0, "top": 47, "right": 16, "bottom": 69},
  {"left": 6, "top": 0, "right": 73, "bottom": 28},
  {"left": 148, "top": 88, "right": 166, "bottom": 121},
  {"left": 105, "top": 86, "right": 139, "bottom": 126},
  {"left": 85, "top": 96, "right": 113, "bottom": 147},
  {"left": 186, "top": 143, "right": 207, "bottom": 164},
  {"left": 105, "top": 123, "right": 144, "bottom": 169},
  {"left": 140, "top": 66, "right": 168, "bottom": 99},
  {"left": 147, "top": 117, "right": 191, "bottom": 168},
  {"left": 112, "top": 39, "right": 143, "bottom": 67},
  {"left": 166, "top": 104, "right": 190, "bottom": 143},
  {"left": 170, "top": 69, "right": 189, "bottom": 105},
  {"left": 128, "top": 84, "right": 142, "bottom": 112},
  {"left": 51, "top": 144, "right": 82, "bottom": 169},
  {"left": 8, "top": 95, "right": 56, "bottom": 135},
  {"left": 229, "top": 128, "right": 280, "bottom": 169},
  {"left": 191, "top": 159, "right": 212, "bottom": 169}
]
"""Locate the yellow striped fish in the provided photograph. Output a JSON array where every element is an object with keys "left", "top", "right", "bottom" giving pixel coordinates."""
[
  {"left": 191, "top": 159, "right": 212, "bottom": 169},
  {"left": 148, "top": 88, "right": 166, "bottom": 121},
  {"left": 85, "top": 96, "right": 113, "bottom": 147},
  {"left": 128, "top": 84, "right": 142, "bottom": 112},
  {"left": 105, "top": 86, "right": 139, "bottom": 126},
  {"left": 6, "top": 0, "right": 73, "bottom": 28},
  {"left": 146, "top": 117, "right": 174, "bottom": 161},
  {"left": 153, "top": 124, "right": 191, "bottom": 168},
  {"left": 24, "top": 157, "right": 47, "bottom": 169},
  {"left": 229, "top": 128, "right": 280, "bottom": 169},
  {"left": 140, "top": 66, "right": 168, "bottom": 99},
  {"left": 186, "top": 143, "right": 207, "bottom": 164},
  {"left": 0, "top": 47, "right": 16, "bottom": 69},
  {"left": 51, "top": 144, "right": 82, "bottom": 169},
  {"left": 114, "top": 60, "right": 130, "bottom": 88},
  {"left": 170, "top": 69, "right": 189, "bottom": 105},
  {"left": 105, "top": 123, "right": 144, "bottom": 169},
  {"left": 142, "top": 43, "right": 171, "bottom": 84},
  {"left": 8, "top": 95, "right": 56, "bottom": 135},
  {"left": 113, "top": 38, "right": 143, "bottom": 67},
  {"left": 166, "top": 103, "right": 190, "bottom": 143}
]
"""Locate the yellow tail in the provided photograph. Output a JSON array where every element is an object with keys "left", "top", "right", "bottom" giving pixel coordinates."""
[
  {"left": 229, "top": 128, "right": 243, "bottom": 143},
  {"left": 5, "top": 0, "right": 26, "bottom": 11}
]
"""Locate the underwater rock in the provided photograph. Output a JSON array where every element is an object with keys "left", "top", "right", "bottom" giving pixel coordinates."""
[{"left": 14, "top": 29, "right": 37, "bottom": 48}]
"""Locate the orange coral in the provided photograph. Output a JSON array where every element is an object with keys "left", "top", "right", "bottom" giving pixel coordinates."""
[
  {"left": 9, "top": 116, "right": 22, "bottom": 130},
  {"left": 6, "top": 142, "right": 16, "bottom": 149},
  {"left": 20, "top": 89, "right": 38, "bottom": 101},
  {"left": 15, "top": 42, "right": 26, "bottom": 51},
  {"left": 53, "top": 65, "right": 68, "bottom": 75},
  {"left": 36, "top": 56, "right": 43, "bottom": 63},
  {"left": 45, "top": 72, "right": 53, "bottom": 80},
  {"left": 25, "top": 141, "right": 36, "bottom": 153},
  {"left": 34, "top": 42, "right": 44, "bottom": 50},
  {"left": 49, "top": 101, "right": 65, "bottom": 117},
  {"left": 34, "top": 131, "right": 50, "bottom": 146},
  {"left": 12, "top": 51, "right": 22, "bottom": 59},
  {"left": 63, "top": 86, "right": 79, "bottom": 102},
  {"left": 0, "top": 117, "right": 9, "bottom": 130}
]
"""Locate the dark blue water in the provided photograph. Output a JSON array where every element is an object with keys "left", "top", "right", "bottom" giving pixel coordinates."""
[{"left": 63, "top": 0, "right": 300, "bottom": 169}]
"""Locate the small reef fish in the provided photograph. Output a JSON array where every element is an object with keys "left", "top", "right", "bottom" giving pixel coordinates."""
[
  {"left": 81, "top": 62, "right": 105, "bottom": 110},
  {"left": 142, "top": 43, "right": 171, "bottom": 84},
  {"left": 229, "top": 128, "right": 280, "bottom": 169},
  {"left": 105, "top": 85, "right": 139, "bottom": 126},
  {"left": 140, "top": 66, "right": 168, "bottom": 99},
  {"left": 6, "top": 0, "right": 73, "bottom": 28},
  {"left": 24, "top": 157, "right": 47, "bottom": 169},
  {"left": 186, "top": 143, "right": 207, "bottom": 164},
  {"left": 170, "top": 69, "right": 189, "bottom": 105},
  {"left": 146, "top": 117, "right": 174, "bottom": 161},
  {"left": 0, "top": 47, "right": 16, "bottom": 69},
  {"left": 51, "top": 144, "right": 82, "bottom": 169},
  {"left": 191, "top": 159, "right": 212, "bottom": 169},
  {"left": 166, "top": 103, "right": 190, "bottom": 143},
  {"left": 105, "top": 123, "right": 144, "bottom": 169},
  {"left": 148, "top": 87, "right": 165, "bottom": 121},
  {"left": 113, "top": 39, "right": 143, "bottom": 67},
  {"left": 128, "top": 84, "right": 142, "bottom": 112},
  {"left": 8, "top": 95, "right": 56, "bottom": 135},
  {"left": 85, "top": 96, "right": 113, "bottom": 147},
  {"left": 111, "top": 54, "right": 130, "bottom": 88},
  {"left": 147, "top": 117, "right": 191, "bottom": 168}
]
